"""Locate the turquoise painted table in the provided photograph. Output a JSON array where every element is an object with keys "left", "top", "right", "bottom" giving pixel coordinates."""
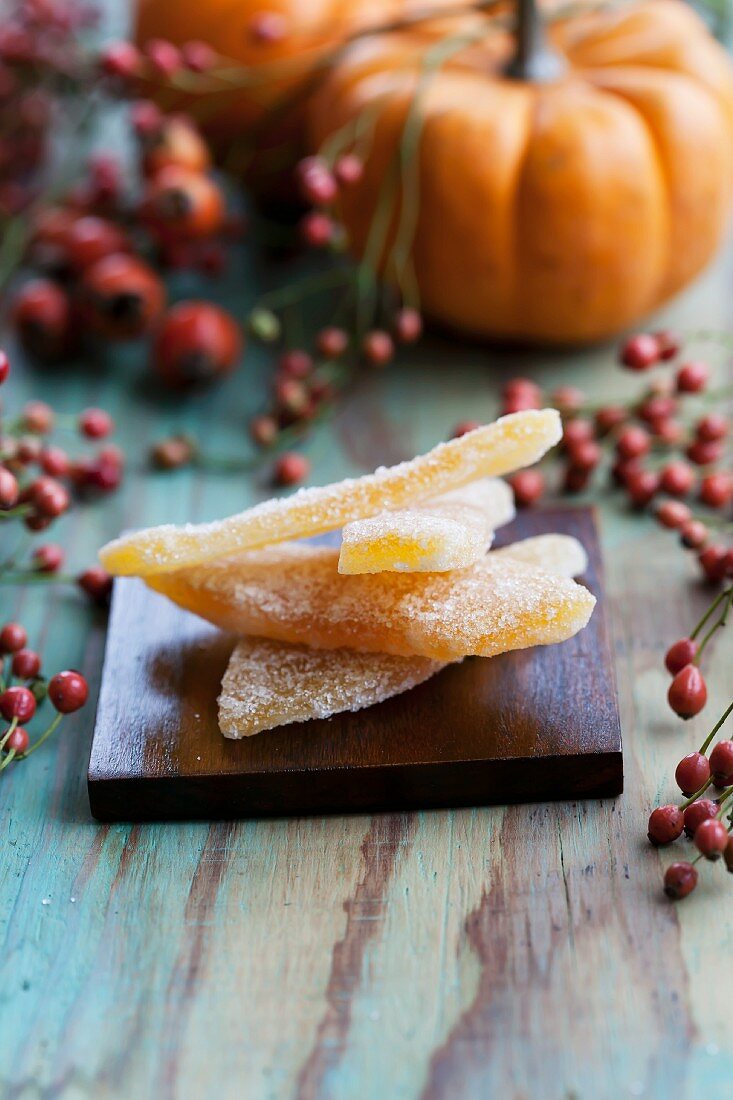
[{"left": 2, "top": 219, "right": 733, "bottom": 1098}]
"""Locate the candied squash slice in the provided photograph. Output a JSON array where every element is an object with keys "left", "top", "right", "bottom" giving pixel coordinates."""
[
  {"left": 490, "top": 533, "right": 588, "bottom": 577},
  {"left": 218, "top": 638, "right": 444, "bottom": 738},
  {"left": 147, "top": 538, "right": 595, "bottom": 662},
  {"left": 337, "top": 478, "right": 514, "bottom": 574},
  {"left": 100, "top": 409, "right": 561, "bottom": 576}
]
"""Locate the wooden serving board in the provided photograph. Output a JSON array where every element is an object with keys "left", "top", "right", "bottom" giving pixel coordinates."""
[{"left": 87, "top": 507, "right": 621, "bottom": 821}]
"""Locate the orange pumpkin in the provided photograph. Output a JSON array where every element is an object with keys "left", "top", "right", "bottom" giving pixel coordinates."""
[
  {"left": 134, "top": 0, "right": 465, "bottom": 144},
  {"left": 306, "top": 0, "right": 733, "bottom": 345}
]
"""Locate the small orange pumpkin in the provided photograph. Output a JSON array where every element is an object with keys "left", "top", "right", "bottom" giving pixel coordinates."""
[
  {"left": 307, "top": 0, "right": 733, "bottom": 344},
  {"left": 134, "top": 0, "right": 465, "bottom": 143}
]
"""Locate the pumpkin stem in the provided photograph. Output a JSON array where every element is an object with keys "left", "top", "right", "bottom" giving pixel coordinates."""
[{"left": 505, "top": 0, "right": 566, "bottom": 82}]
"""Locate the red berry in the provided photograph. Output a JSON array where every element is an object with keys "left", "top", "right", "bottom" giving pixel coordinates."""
[
  {"left": 568, "top": 439, "right": 601, "bottom": 473},
  {"left": 654, "top": 419, "right": 684, "bottom": 446},
  {"left": 362, "top": 330, "right": 394, "bottom": 367},
  {"left": 151, "top": 436, "right": 194, "bottom": 470},
  {"left": 181, "top": 40, "right": 217, "bottom": 72},
  {"left": 639, "top": 395, "right": 677, "bottom": 425},
  {"left": 503, "top": 377, "right": 542, "bottom": 403},
  {"left": 562, "top": 418, "right": 593, "bottom": 450},
  {"left": 625, "top": 469, "right": 659, "bottom": 508},
  {"left": 274, "top": 452, "right": 310, "bottom": 487},
  {"left": 31, "top": 477, "right": 70, "bottom": 518},
  {"left": 620, "top": 334, "right": 658, "bottom": 370},
  {"left": 144, "top": 38, "right": 181, "bottom": 77},
  {"left": 0, "top": 623, "right": 26, "bottom": 653},
  {"left": 275, "top": 378, "right": 309, "bottom": 418},
  {"left": 675, "top": 752, "right": 711, "bottom": 796},
  {"left": 100, "top": 40, "right": 140, "bottom": 79},
  {"left": 686, "top": 439, "right": 724, "bottom": 467},
  {"left": 11, "top": 648, "right": 41, "bottom": 680},
  {"left": 48, "top": 670, "right": 89, "bottom": 713},
  {"left": 393, "top": 307, "right": 422, "bottom": 344},
  {"left": 4, "top": 725, "right": 29, "bottom": 755},
  {"left": 616, "top": 426, "right": 651, "bottom": 461},
  {"left": 595, "top": 405, "right": 626, "bottom": 435},
  {"left": 248, "top": 11, "right": 289, "bottom": 43},
  {"left": 11, "top": 278, "right": 71, "bottom": 360},
  {"left": 77, "top": 566, "right": 113, "bottom": 606},
  {"left": 0, "top": 685, "right": 36, "bottom": 722},
  {"left": 680, "top": 520, "right": 708, "bottom": 550},
  {"left": 0, "top": 349, "right": 9, "bottom": 384},
  {"left": 63, "top": 216, "right": 130, "bottom": 272},
  {"left": 664, "top": 862, "right": 698, "bottom": 899},
  {"left": 676, "top": 360, "right": 709, "bottom": 394},
  {"left": 40, "top": 446, "right": 70, "bottom": 477},
  {"left": 694, "top": 817, "right": 728, "bottom": 860},
  {"left": 153, "top": 302, "right": 242, "bottom": 388},
  {"left": 653, "top": 329, "right": 680, "bottom": 360},
  {"left": 551, "top": 385, "right": 585, "bottom": 413},
  {"left": 709, "top": 740, "right": 733, "bottom": 787},
  {"left": 683, "top": 798, "right": 719, "bottom": 838},
  {"left": 82, "top": 254, "right": 165, "bottom": 339},
  {"left": 130, "top": 99, "right": 163, "bottom": 137},
  {"left": 143, "top": 166, "right": 224, "bottom": 240},
  {"left": 334, "top": 154, "right": 364, "bottom": 187},
  {"left": 648, "top": 804, "right": 684, "bottom": 846},
  {"left": 656, "top": 501, "right": 691, "bottom": 530},
  {"left": 700, "top": 472, "right": 733, "bottom": 510},
  {"left": 79, "top": 407, "right": 114, "bottom": 439},
  {"left": 508, "top": 469, "right": 545, "bottom": 508},
  {"left": 316, "top": 327, "right": 348, "bottom": 359},
  {"left": 659, "top": 461, "right": 695, "bottom": 497},
  {"left": 451, "top": 421, "right": 482, "bottom": 439},
  {"left": 249, "top": 415, "right": 278, "bottom": 448},
  {"left": 296, "top": 157, "right": 337, "bottom": 206},
  {"left": 563, "top": 466, "right": 591, "bottom": 494},
  {"left": 698, "top": 544, "right": 728, "bottom": 584},
  {"left": 665, "top": 637, "right": 698, "bottom": 674},
  {"left": 278, "top": 350, "right": 312, "bottom": 379},
  {"left": 0, "top": 467, "right": 19, "bottom": 510},
  {"left": 22, "top": 400, "right": 54, "bottom": 434},
  {"left": 696, "top": 414, "right": 729, "bottom": 443},
  {"left": 141, "top": 116, "right": 210, "bottom": 176},
  {"left": 32, "top": 543, "right": 64, "bottom": 573},
  {"left": 668, "top": 664, "right": 707, "bottom": 719},
  {"left": 299, "top": 211, "right": 334, "bottom": 248}
]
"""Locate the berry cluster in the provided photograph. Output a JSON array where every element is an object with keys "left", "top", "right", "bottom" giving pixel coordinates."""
[
  {"left": 10, "top": 110, "right": 244, "bottom": 390},
  {"left": 0, "top": 350, "right": 114, "bottom": 602},
  {"left": 0, "top": 620, "right": 88, "bottom": 775},
  {"left": 467, "top": 330, "right": 732, "bottom": 587}
]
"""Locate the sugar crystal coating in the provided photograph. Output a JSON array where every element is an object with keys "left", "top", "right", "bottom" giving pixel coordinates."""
[
  {"left": 100, "top": 409, "right": 561, "bottom": 576},
  {"left": 338, "top": 478, "right": 514, "bottom": 574},
  {"left": 218, "top": 638, "right": 445, "bottom": 738},
  {"left": 147, "top": 540, "right": 595, "bottom": 661},
  {"left": 490, "top": 534, "right": 588, "bottom": 577}
]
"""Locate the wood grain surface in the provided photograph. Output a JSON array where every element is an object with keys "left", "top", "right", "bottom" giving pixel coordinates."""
[{"left": 2, "top": 188, "right": 733, "bottom": 1099}]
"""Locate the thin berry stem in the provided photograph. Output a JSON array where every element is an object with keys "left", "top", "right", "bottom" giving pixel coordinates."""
[
  {"left": 699, "top": 699, "right": 733, "bottom": 755},
  {"left": 0, "top": 718, "right": 18, "bottom": 754},
  {"left": 20, "top": 713, "right": 63, "bottom": 759},
  {"left": 694, "top": 587, "right": 733, "bottom": 662},
  {"left": 691, "top": 586, "right": 733, "bottom": 644},
  {"left": 680, "top": 776, "right": 714, "bottom": 810},
  {"left": 0, "top": 748, "right": 16, "bottom": 772}
]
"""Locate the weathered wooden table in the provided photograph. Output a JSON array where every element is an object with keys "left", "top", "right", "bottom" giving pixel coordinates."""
[{"left": 2, "top": 221, "right": 733, "bottom": 1098}]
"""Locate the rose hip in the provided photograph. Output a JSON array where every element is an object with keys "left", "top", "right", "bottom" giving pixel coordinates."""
[
  {"left": 675, "top": 752, "right": 711, "bottom": 796},
  {"left": 508, "top": 469, "right": 545, "bottom": 508},
  {"left": 11, "top": 648, "right": 41, "bottom": 680},
  {"left": 676, "top": 361, "right": 709, "bottom": 393},
  {"left": 659, "top": 461, "right": 695, "bottom": 497},
  {"left": 48, "top": 670, "right": 88, "bottom": 713},
  {"left": 694, "top": 817, "right": 728, "bottom": 860},
  {"left": 0, "top": 685, "right": 36, "bottom": 722},
  {"left": 656, "top": 501, "right": 691, "bottom": 530},
  {"left": 0, "top": 623, "right": 27, "bottom": 653},
  {"left": 620, "top": 334, "right": 658, "bottom": 370},
  {"left": 665, "top": 637, "right": 698, "bottom": 675},
  {"left": 683, "top": 798, "right": 719, "bottom": 838},
  {"left": 664, "top": 862, "right": 698, "bottom": 899},
  {"left": 5, "top": 725, "right": 29, "bottom": 754},
  {"left": 668, "top": 664, "right": 707, "bottom": 719},
  {"left": 709, "top": 740, "right": 733, "bottom": 787},
  {"left": 648, "top": 805, "right": 684, "bottom": 845}
]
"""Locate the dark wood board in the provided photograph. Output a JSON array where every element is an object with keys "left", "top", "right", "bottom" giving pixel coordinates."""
[{"left": 87, "top": 506, "right": 622, "bottom": 821}]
